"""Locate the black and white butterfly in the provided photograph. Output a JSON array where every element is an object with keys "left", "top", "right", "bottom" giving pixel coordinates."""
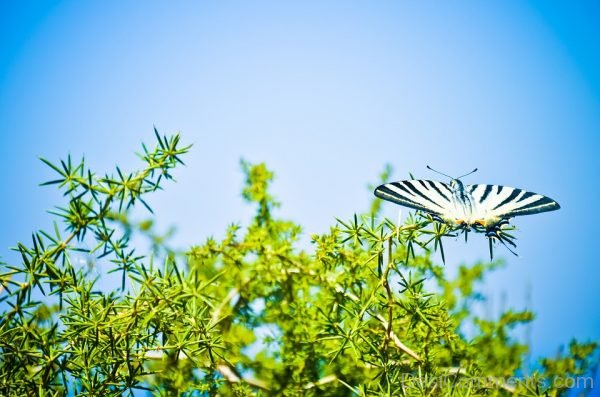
[{"left": 374, "top": 166, "right": 560, "bottom": 257}]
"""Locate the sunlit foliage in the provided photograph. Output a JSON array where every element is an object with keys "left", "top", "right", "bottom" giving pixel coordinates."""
[{"left": 0, "top": 132, "right": 596, "bottom": 396}]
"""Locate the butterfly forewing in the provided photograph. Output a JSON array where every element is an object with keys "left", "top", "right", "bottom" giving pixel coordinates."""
[
  {"left": 468, "top": 184, "right": 560, "bottom": 218},
  {"left": 374, "top": 180, "right": 453, "bottom": 217}
]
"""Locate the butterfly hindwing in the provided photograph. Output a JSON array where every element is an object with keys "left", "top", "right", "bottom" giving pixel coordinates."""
[
  {"left": 468, "top": 184, "right": 560, "bottom": 218},
  {"left": 374, "top": 180, "right": 453, "bottom": 217}
]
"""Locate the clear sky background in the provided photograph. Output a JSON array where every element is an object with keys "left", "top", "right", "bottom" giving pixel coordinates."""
[{"left": 0, "top": 1, "right": 599, "bottom": 362}]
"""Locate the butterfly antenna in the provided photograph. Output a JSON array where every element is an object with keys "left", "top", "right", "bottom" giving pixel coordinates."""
[
  {"left": 457, "top": 168, "right": 478, "bottom": 180},
  {"left": 426, "top": 165, "right": 453, "bottom": 179}
]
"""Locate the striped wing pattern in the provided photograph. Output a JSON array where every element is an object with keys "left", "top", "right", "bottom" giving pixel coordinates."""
[
  {"left": 374, "top": 180, "right": 454, "bottom": 217},
  {"left": 375, "top": 180, "right": 560, "bottom": 224},
  {"left": 375, "top": 178, "right": 560, "bottom": 259},
  {"left": 467, "top": 184, "right": 560, "bottom": 218}
]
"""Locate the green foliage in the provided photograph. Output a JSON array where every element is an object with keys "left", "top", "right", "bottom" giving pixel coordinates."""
[{"left": 0, "top": 132, "right": 597, "bottom": 396}]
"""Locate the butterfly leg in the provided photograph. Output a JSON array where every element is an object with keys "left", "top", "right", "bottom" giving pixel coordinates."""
[{"left": 485, "top": 220, "right": 518, "bottom": 259}]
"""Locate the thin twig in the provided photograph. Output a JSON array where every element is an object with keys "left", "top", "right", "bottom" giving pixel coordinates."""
[
  {"left": 334, "top": 286, "right": 421, "bottom": 362},
  {"left": 144, "top": 349, "right": 270, "bottom": 391},
  {"left": 211, "top": 288, "right": 239, "bottom": 325},
  {"left": 216, "top": 364, "right": 270, "bottom": 391},
  {"left": 304, "top": 375, "right": 338, "bottom": 389},
  {"left": 382, "top": 237, "right": 394, "bottom": 347},
  {"left": 375, "top": 314, "right": 421, "bottom": 362}
]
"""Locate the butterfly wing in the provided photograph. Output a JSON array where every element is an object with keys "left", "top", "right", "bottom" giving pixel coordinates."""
[
  {"left": 374, "top": 180, "right": 454, "bottom": 217},
  {"left": 468, "top": 184, "right": 560, "bottom": 219}
]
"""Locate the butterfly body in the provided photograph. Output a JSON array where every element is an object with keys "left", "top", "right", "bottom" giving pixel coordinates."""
[{"left": 375, "top": 178, "right": 560, "bottom": 233}]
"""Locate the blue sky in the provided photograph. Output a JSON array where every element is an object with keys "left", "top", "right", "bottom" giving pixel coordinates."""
[{"left": 1, "top": 1, "right": 599, "bottom": 361}]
